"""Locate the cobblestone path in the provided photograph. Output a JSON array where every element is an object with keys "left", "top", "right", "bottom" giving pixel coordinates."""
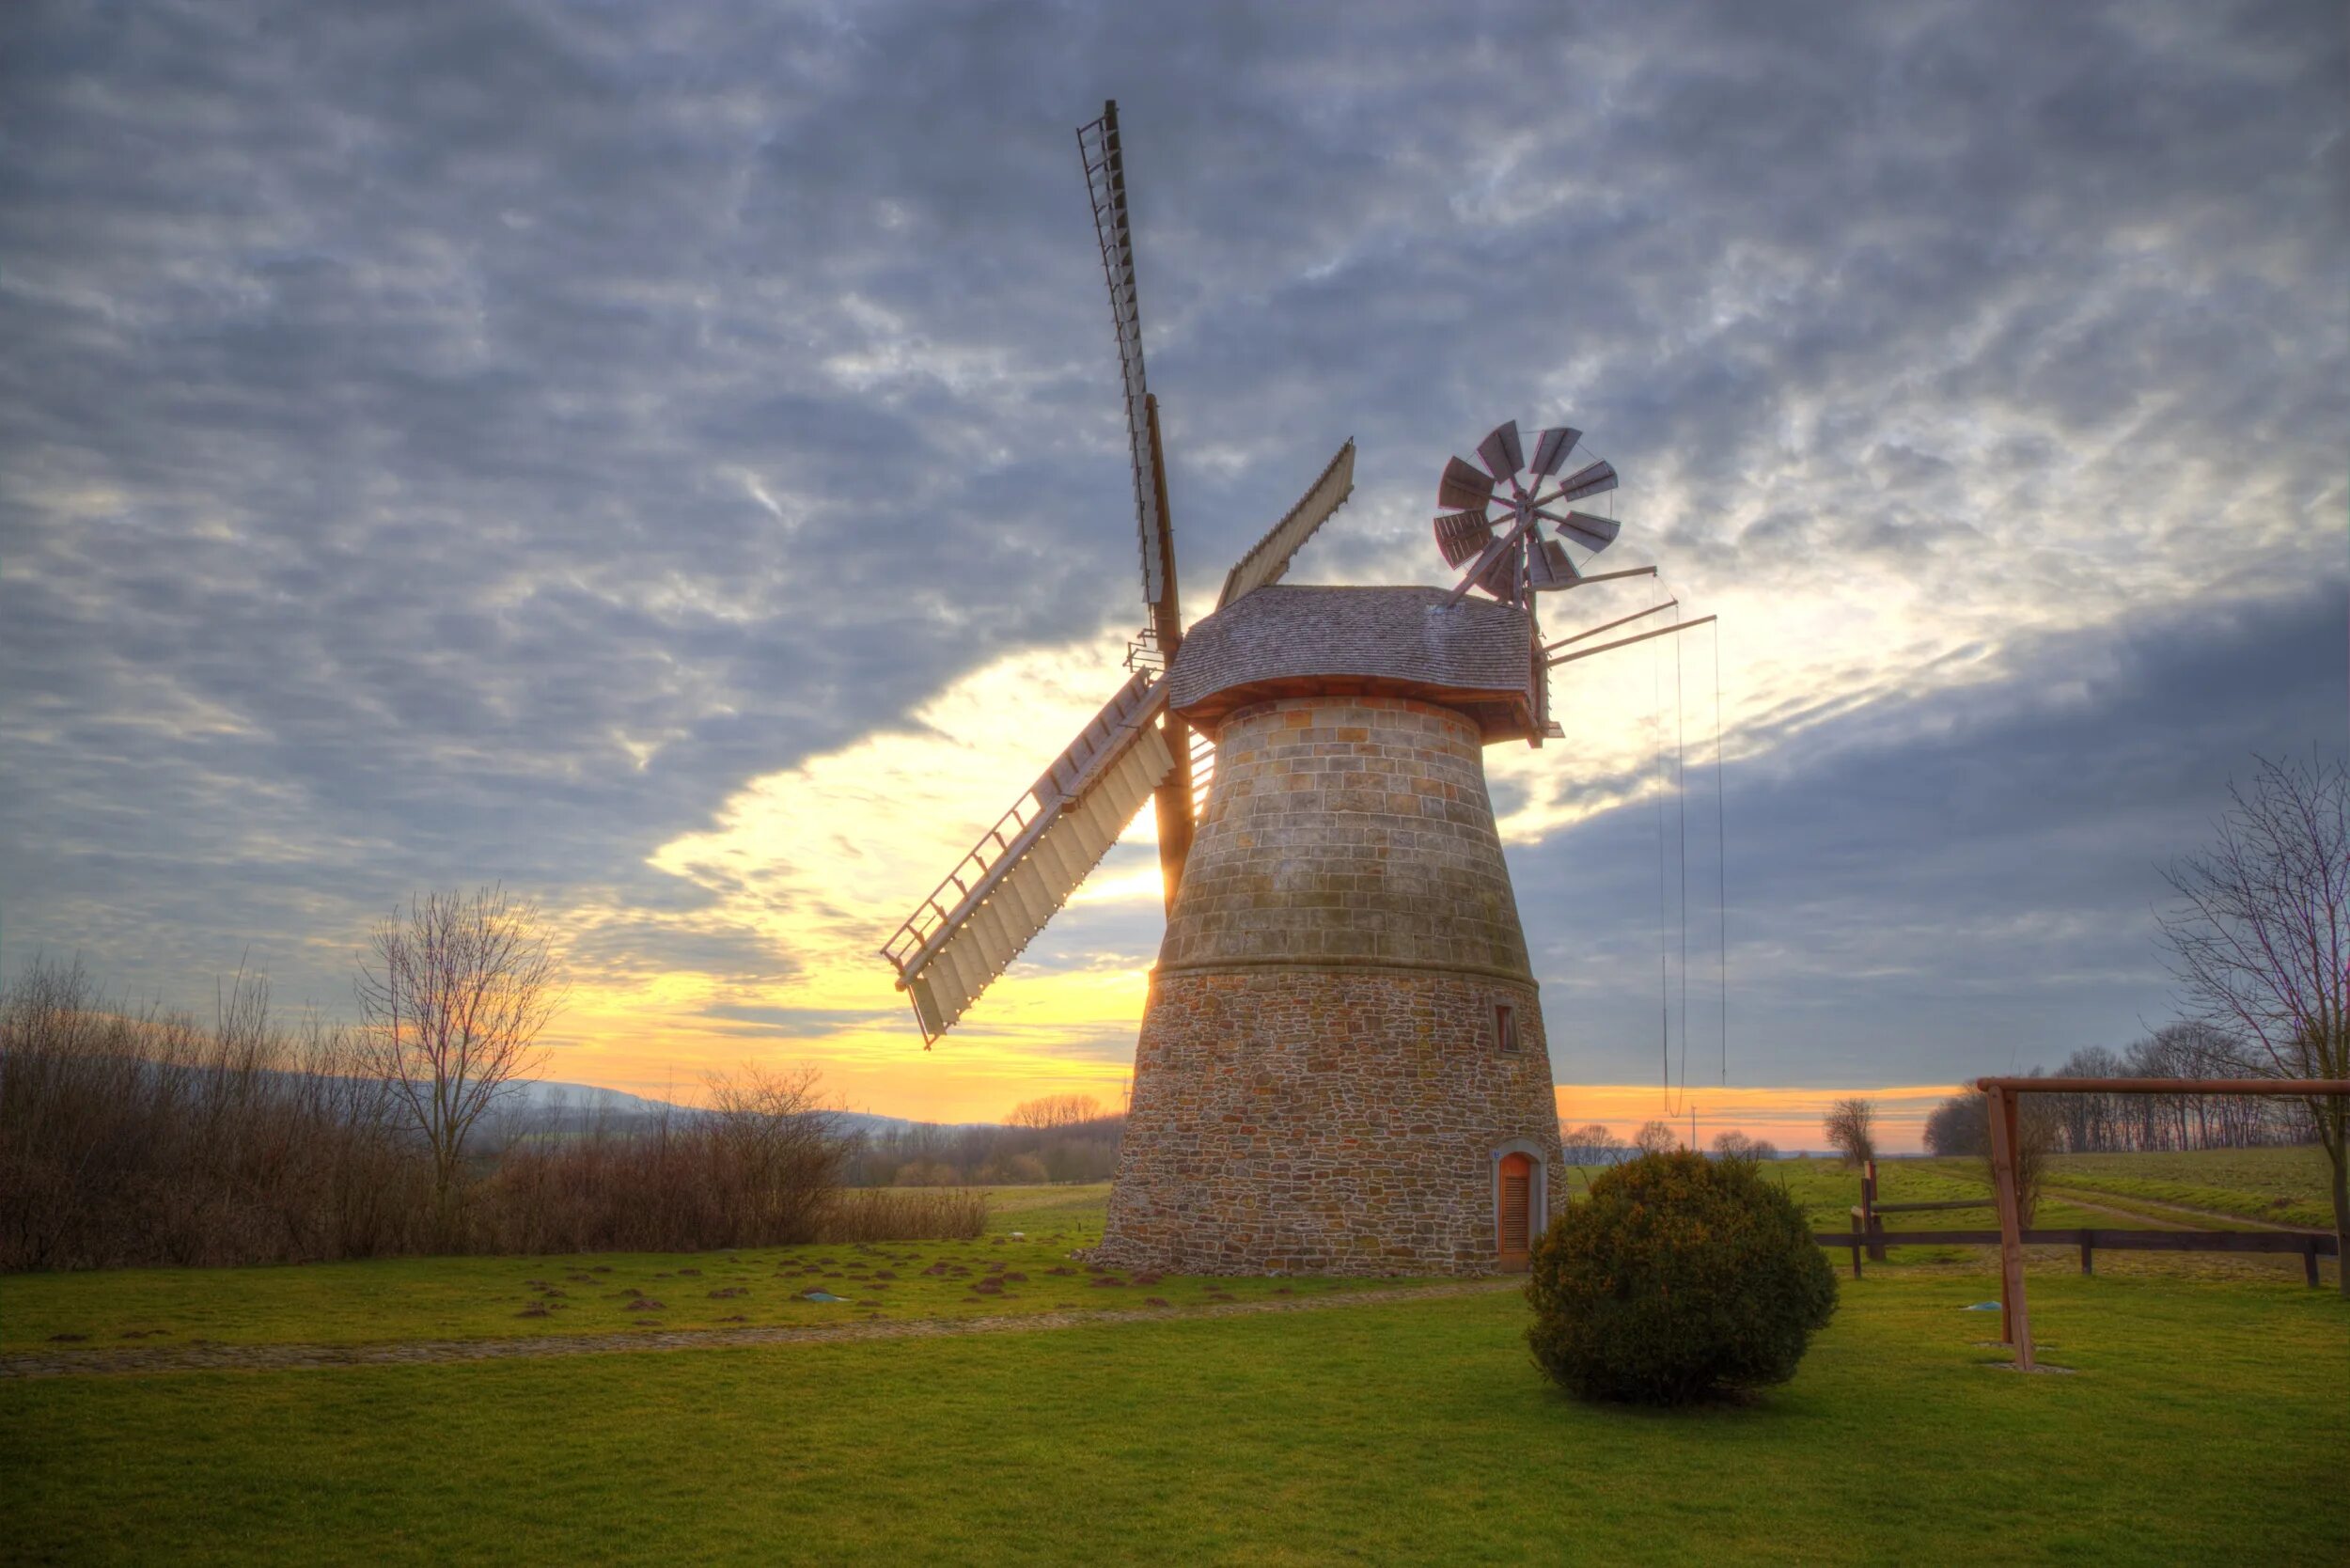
[{"left": 1, "top": 1278, "right": 1521, "bottom": 1380}]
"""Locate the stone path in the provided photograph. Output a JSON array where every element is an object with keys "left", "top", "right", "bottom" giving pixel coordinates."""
[{"left": 0, "top": 1279, "right": 1521, "bottom": 1381}]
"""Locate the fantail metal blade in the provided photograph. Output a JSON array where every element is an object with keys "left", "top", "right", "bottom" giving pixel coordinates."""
[
  {"left": 1529, "top": 427, "right": 1581, "bottom": 478},
  {"left": 1478, "top": 421, "right": 1525, "bottom": 482},
  {"left": 1437, "top": 456, "right": 1496, "bottom": 512},
  {"left": 1554, "top": 459, "right": 1618, "bottom": 505},
  {"left": 1553, "top": 510, "right": 1622, "bottom": 552},
  {"left": 1434, "top": 510, "right": 1496, "bottom": 569},
  {"left": 1525, "top": 538, "right": 1579, "bottom": 589}
]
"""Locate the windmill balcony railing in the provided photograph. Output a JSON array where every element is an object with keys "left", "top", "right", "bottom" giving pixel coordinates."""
[{"left": 880, "top": 790, "right": 1048, "bottom": 980}]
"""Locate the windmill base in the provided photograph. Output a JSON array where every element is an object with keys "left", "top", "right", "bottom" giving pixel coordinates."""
[{"left": 1096, "top": 964, "right": 1565, "bottom": 1277}]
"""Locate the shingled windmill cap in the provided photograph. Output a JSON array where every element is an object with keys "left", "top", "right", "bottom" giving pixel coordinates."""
[{"left": 1167, "top": 584, "right": 1540, "bottom": 744}]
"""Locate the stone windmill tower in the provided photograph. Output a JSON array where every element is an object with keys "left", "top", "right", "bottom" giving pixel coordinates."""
[{"left": 880, "top": 104, "right": 1711, "bottom": 1275}]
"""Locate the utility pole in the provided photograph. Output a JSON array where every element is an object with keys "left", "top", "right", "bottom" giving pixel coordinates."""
[{"left": 1689, "top": 1104, "right": 1698, "bottom": 1153}]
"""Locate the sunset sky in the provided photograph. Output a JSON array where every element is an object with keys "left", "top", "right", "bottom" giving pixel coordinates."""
[{"left": 3, "top": 0, "right": 2342, "bottom": 1151}]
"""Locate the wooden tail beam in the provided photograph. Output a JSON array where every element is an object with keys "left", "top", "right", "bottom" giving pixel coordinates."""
[
  {"left": 1543, "top": 614, "right": 1716, "bottom": 669},
  {"left": 1542, "top": 599, "right": 1678, "bottom": 655}
]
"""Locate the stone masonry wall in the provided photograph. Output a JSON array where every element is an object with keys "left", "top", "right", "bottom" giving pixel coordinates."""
[
  {"left": 1159, "top": 695, "right": 1530, "bottom": 976},
  {"left": 1099, "top": 966, "right": 1563, "bottom": 1275},
  {"left": 1099, "top": 695, "right": 1564, "bottom": 1277}
]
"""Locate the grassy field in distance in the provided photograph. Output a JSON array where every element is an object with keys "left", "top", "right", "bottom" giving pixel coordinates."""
[
  {"left": 2030, "top": 1145, "right": 2339, "bottom": 1231},
  {"left": 6, "top": 1267, "right": 2343, "bottom": 1564},
  {"left": 1573, "top": 1158, "right": 2113, "bottom": 1231}
]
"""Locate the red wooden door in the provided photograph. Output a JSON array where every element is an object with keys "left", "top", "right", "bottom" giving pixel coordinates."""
[{"left": 1498, "top": 1152, "right": 1534, "bottom": 1267}]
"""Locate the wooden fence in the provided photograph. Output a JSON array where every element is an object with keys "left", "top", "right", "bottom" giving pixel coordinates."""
[{"left": 1814, "top": 1226, "right": 2340, "bottom": 1287}]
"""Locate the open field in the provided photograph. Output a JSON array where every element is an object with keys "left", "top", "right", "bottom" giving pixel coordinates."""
[
  {"left": 8, "top": 1161, "right": 2339, "bottom": 1359},
  {"left": 0, "top": 1184, "right": 1444, "bottom": 1356},
  {"left": 5, "top": 1168, "right": 2344, "bottom": 1562},
  {"left": 2034, "top": 1146, "right": 2339, "bottom": 1231},
  {"left": 5, "top": 1268, "right": 2343, "bottom": 1564}
]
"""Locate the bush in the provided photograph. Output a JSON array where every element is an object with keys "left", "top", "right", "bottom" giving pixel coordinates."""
[{"left": 1526, "top": 1151, "right": 1837, "bottom": 1405}]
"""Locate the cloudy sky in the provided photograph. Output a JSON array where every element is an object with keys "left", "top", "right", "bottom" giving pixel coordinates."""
[{"left": 4, "top": 0, "right": 2342, "bottom": 1145}]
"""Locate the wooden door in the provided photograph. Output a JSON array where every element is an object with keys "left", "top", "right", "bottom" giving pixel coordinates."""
[{"left": 1498, "top": 1152, "right": 1534, "bottom": 1268}]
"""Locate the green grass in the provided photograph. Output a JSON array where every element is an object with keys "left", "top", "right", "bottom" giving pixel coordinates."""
[
  {"left": 4, "top": 1270, "right": 2342, "bottom": 1565},
  {"left": 0, "top": 1216, "right": 1423, "bottom": 1354},
  {"left": 980, "top": 1180, "right": 1114, "bottom": 1234},
  {"left": 2030, "top": 1146, "right": 2340, "bottom": 1231}
]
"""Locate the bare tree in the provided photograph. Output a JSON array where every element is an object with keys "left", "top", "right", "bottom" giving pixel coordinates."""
[
  {"left": 1822, "top": 1098, "right": 1877, "bottom": 1168},
  {"left": 1632, "top": 1120, "right": 1678, "bottom": 1156},
  {"left": 355, "top": 886, "right": 563, "bottom": 1247},
  {"left": 1559, "top": 1122, "right": 1626, "bottom": 1163},
  {"left": 2158, "top": 755, "right": 2350, "bottom": 1294},
  {"left": 1008, "top": 1093, "right": 1105, "bottom": 1131},
  {"left": 2006, "top": 1093, "right": 2060, "bottom": 1227}
]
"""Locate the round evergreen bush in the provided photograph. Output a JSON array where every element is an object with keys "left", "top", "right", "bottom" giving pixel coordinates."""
[{"left": 1527, "top": 1150, "right": 1837, "bottom": 1405}]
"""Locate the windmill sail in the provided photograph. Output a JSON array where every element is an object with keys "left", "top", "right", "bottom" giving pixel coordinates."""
[
  {"left": 1077, "top": 103, "right": 1172, "bottom": 632},
  {"left": 1080, "top": 102, "right": 1194, "bottom": 907},
  {"left": 1215, "top": 441, "right": 1356, "bottom": 609},
  {"left": 881, "top": 672, "right": 1175, "bottom": 1043}
]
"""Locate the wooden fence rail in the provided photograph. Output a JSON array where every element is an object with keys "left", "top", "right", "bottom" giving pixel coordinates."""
[{"left": 1813, "top": 1227, "right": 2339, "bottom": 1287}]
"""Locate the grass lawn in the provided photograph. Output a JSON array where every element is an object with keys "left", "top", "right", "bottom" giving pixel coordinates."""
[
  {"left": 5, "top": 1268, "right": 2344, "bottom": 1564},
  {"left": 0, "top": 1184, "right": 1435, "bottom": 1353}
]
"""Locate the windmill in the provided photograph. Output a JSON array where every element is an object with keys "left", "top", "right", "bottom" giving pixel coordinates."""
[{"left": 879, "top": 103, "right": 1713, "bottom": 1277}]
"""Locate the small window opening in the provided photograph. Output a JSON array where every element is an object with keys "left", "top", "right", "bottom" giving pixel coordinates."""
[{"left": 1495, "top": 1002, "right": 1519, "bottom": 1054}]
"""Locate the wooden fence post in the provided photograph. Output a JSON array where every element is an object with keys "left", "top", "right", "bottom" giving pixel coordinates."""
[
  {"left": 2078, "top": 1231, "right": 2094, "bottom": 1277},
  {"left": 1985, "top": 1084, "right": 2035, "bottom": 1370},
  {"left": 2306, "top": 1238, "right": 2321, "bottom": 1289},
  {"left": 1862, "top": 1159, "right": 1886, "bottom": 1262},
  {"left": 1846, "top": 1211, "right": 1865, "bottom": 1278}
]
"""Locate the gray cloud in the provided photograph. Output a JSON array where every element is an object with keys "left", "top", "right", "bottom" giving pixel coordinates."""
[
  {"left": 1, "top": 0, "right": 2342, "bottom": 1090},
  {"left": 1525, "top": 579, "right": 2350, "bottom": 1090}
]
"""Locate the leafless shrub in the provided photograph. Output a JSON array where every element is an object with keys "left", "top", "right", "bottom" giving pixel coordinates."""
[
  {"left": 1711, "top": 1130, "right": 1763, "bottom": 1165},
  {"left": 1559, "top": 1122, "right": 1629, "bottom": 1164},
  {"left": 1823, "top": 1098, "right": 1878, "bottom": 1168},
  {"left": 1923, "top": 1088, "right": 2059, "bottom": 1223},
  {"left": 485, "top": 1066, "right": 846, "bottom": 1254},
  {"left": 1632, "top": 1120, "right": 1678, "bottom": 1156},
  {"left": 2006, "top": 1094, "right": 2060, "bottom": 1226},
  {"left": 1, "top": 955, "right": 882, "bottom": 1270},
  {"left": 0, "top": 957, "right": 423, "bottom": 1270}
]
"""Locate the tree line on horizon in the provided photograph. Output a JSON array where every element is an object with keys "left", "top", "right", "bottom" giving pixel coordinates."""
[
  {"left": 845, "top": 1094, "right": 1126, "bottom": 1188},
  {"left": 1919, "top": 1024, "right": 2311, "bottom": 1160}
]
